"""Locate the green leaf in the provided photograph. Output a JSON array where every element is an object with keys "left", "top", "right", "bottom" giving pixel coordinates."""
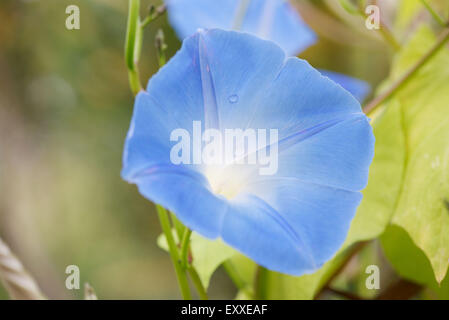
[
  {"left": 235, "top": 289, "right": 253, "bottom": 300},
  {"left": 124, "top": 0, "right": 140, "bottom": 71},
  {"left": 389, "top": 27, "right": 449, "bottom": 283},
  {"left": 373, "top": 26, "right": 449, "bottom": 283},
  {"left": 394, "top": 0, "right": 422, "bottom": 35},
  {"left": 344, "top": 99, "right": 405, "bottom": 245},
  {"left": 227, "top": 254, "right": 257, "bottom": 289},
  {"left": 338, "top": 0, "right": 360, "bottom": 15},
  {"left": 157, "top": 231, "right": 238, "bottom": 289},
  {"left": 381, "top": 225, "right": 449, "bottom": 299}
]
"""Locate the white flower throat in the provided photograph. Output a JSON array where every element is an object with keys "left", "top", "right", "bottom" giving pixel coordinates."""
[{"left": 169, "top": 121, "right": 279, "bottom": 198}]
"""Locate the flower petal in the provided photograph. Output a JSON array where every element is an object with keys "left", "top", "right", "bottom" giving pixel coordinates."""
[
  {"left": 165, "top": 0, "right": 236, "bottom": 39},
  {"left": 129, "top": 164, "right": 228, "bottom": 239},
  {"left": 165, "top": 0, "right": 316, "bottom": 56},
  {"left": 273, "top": 115, "right": 375, "bottom": 191},
  {"left": 319, "top": 70, "right": 371, "bottom": 102},
  {"left": 239, "top": 58, "right": 365, "bottom": 139},
  {"left": 194, "top": 29, "right": 286, "bottom": 130},
  {"left": 240, "top": 0, "right": 316, "bottom": 55},
  {"left": 221, "top": 193, "right": 318, "bottom": 274},
  {"left": 230, "top": 180, "right": 363, "bottom": 273}
]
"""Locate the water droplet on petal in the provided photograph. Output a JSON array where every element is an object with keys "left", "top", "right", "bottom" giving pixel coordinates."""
[{"left": 228, "top": 94, "right": 239, "bottom": 104}]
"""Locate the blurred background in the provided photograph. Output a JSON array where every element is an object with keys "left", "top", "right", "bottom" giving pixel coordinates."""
[{"left": 0, "top": 0, "right": 435, "bottom": 299}]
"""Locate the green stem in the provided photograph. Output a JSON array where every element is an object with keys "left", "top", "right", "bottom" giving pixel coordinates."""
[
  {"left": 187, "top": 267, "right": 209, "bottom": 300},
  {"left": 125, "top": 0, "right": 142, "bottom": 95},
  {"left": 420, "top": 0, "right": 446, "bottom": 27},
  {"left": 140, "top": 16, "right": 153, "bottom": 30},
  {"left": 254, "top": 265, "right": 269, "bottom": 300},
  {"left": 377, "top": 22, "right": 401, "bottom": 51},
  {"left": 171, "top": 212, "right": 185, "bottom": 240},
  {"left": 178, "top": 228, "right": 209, "bottom": 299},
  {"left": 155, "top": 29, "right": 168, "bottom": 68},
  {"left": 180, "top": 228, "right": 192, "bottom": 268},
  {"left": 140, "top": 5, "right": 167, "bottom": 29},
  {"left": 128, "top": 69, "right": 141, "bottom": 96},
  {"left": 156, "top": 205, "right": 191, "bottom": 300},
  {"left": 364, "top": 27, "right": 449, "bottom": 115}
]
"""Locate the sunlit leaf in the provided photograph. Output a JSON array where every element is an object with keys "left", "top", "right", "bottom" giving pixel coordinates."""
[
  {"left": 377, "top": 26, "right": 449, "bottom": 283},
  {"left": 345, "top": 99, "right": 405, "bottom": 245},
  {"left": 395, "top": 0, "right": 422, "bottom": 35}
]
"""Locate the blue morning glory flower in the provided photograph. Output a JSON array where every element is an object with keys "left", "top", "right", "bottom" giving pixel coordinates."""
[
  {"left": 165, "top": 0, "right": 316, "bottom": 56},
  {"left": 122, "top": 29, "right": 374, "bottom": 275},
  {"left": 164, "top": 0, "right": 371, "bottom": 101},
  {"left": 319, "top": 70, "right": 371, "bottom": 103}
]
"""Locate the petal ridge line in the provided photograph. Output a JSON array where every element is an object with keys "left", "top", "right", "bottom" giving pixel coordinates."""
[
  {"left": 231, "top": 193, "right": 318, "bottom": 270},
  {"left": 228, "top": 112, "right": 366, "bottom": 167},
  {"left": 198, "top": 31, "right": 220, "bottom": 130},
  {"left": 245, "top": 176, "right": 364, "bottom": 193}
]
